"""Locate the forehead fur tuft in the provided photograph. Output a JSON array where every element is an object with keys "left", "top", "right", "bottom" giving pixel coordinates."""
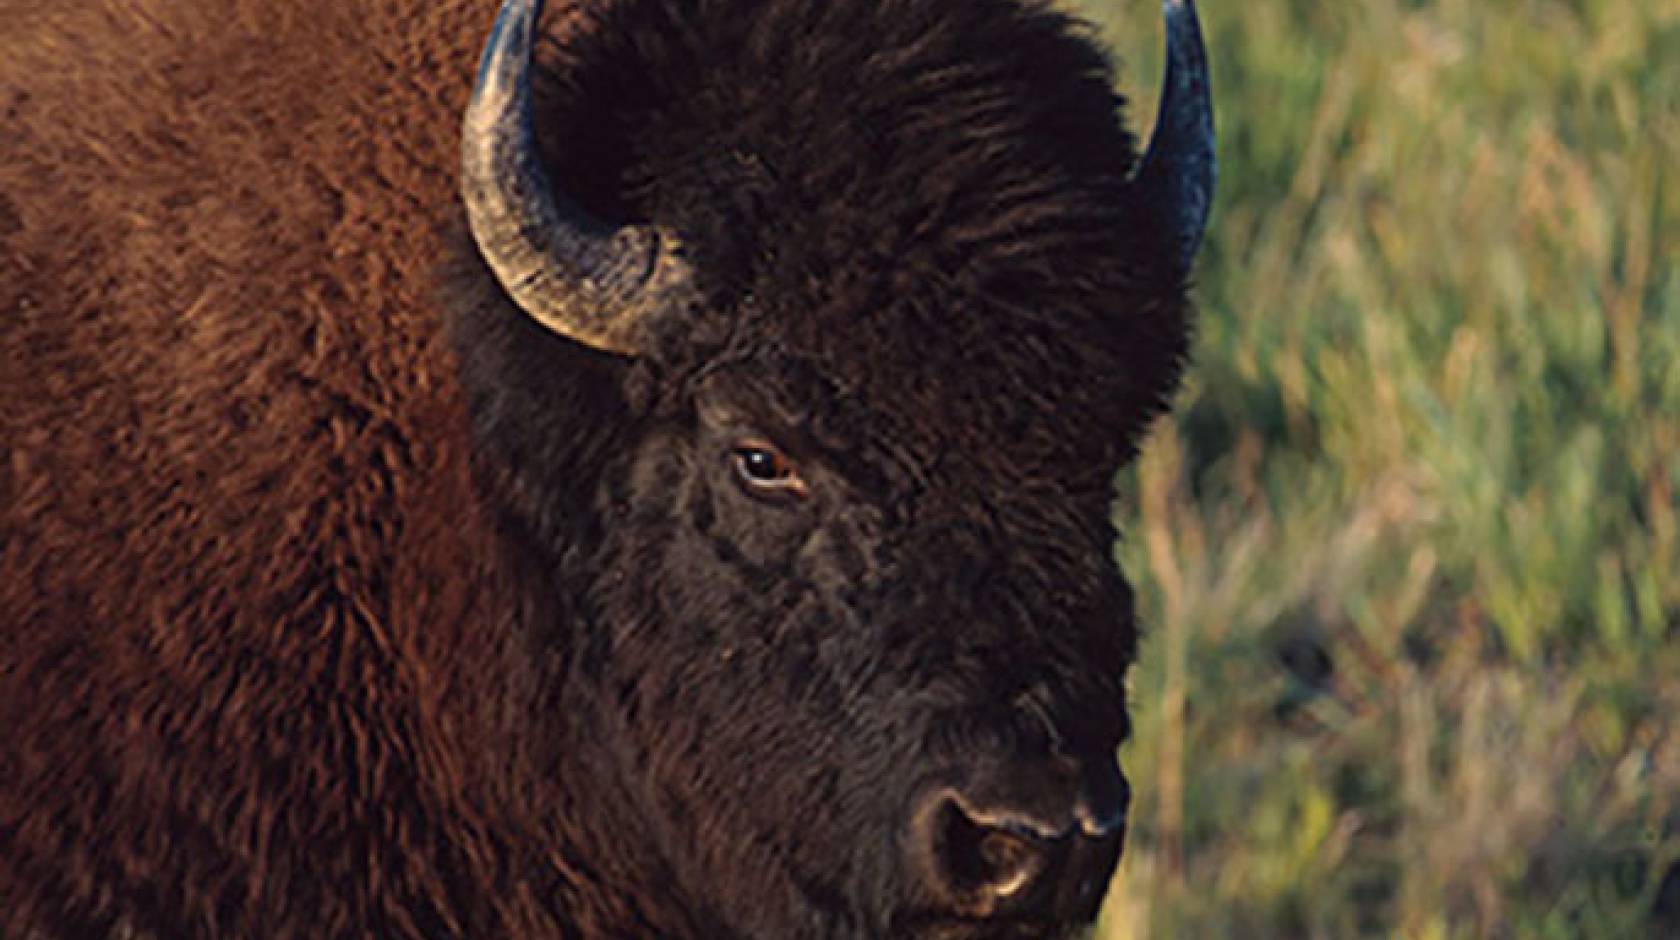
[{"left": 538, "top": 0, "right": 1192, "bottom": 482}]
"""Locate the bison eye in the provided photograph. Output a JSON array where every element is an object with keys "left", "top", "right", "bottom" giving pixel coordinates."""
[{"left": 730, "top": 441, "right": 809, "bottom": 500}]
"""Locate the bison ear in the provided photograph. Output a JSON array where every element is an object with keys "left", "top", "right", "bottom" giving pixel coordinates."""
[
  {"left": 1131, "top": 0, "right": 1216, "bottom": 274},
  {"left": 460, "top": 0, "right": 694, "bottom": 357}
]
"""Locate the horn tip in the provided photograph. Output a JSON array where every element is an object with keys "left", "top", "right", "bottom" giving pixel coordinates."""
[{"left": 470, "top": 0, "right": 544, "bottom": 110}]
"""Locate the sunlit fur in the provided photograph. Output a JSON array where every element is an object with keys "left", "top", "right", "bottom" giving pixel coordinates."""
[{"left": 1, "top": 0, "right": 1192, "bottom": 937}]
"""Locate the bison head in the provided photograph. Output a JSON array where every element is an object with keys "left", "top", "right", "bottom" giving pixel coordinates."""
[{"left": 450, "top": 0, "right": 1212, "bottom": 936}]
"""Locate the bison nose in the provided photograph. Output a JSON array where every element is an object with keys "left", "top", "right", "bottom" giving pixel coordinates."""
[{"left": 908, "top": 758, "right": 1129, "bottom": 917}]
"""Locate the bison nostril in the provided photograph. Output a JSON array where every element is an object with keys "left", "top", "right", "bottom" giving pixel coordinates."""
[
  {"left": 912, "top": 791, "right": 1058, "bottom": 914},
  {"left": 976, "top": 828, "right": 1041, "bottom": 898},
  {"left": 907, "top": 759, "right": 1130, "bottom": 916}
]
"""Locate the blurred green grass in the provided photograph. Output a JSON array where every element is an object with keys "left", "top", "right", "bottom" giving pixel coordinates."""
[{"left": 1070, "top": 0, "right": 1680, "bottom": 935}]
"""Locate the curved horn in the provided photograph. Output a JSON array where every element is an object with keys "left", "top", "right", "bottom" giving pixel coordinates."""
[
  {"left": 1132, "top": 0, "right": 1216, "bottom": 274},
  {"left": 461, "top": 0, "right": 687, "bottom": 355}
]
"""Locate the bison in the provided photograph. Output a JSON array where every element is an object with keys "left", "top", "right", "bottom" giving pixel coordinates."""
[{"left": 0, "top": 0, "right": 1214, "bottom": 936}]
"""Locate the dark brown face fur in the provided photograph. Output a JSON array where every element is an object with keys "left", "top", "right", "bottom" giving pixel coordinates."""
[
  {"left": 0, "top": 0, "right": 1191, "bottom": 937},
  {"left": 452, "top": 0, "right": 1192, "bottom": 936}
]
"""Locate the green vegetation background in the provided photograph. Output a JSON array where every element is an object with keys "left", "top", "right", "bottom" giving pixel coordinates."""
[{"left": 1071, "top": 0, "right": 1680, "bottom": 936}]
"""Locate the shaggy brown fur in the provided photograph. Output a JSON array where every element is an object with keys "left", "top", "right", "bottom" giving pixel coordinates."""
[
  {"left": 0, "top": 2, "right": 629, "bottom": 936},
  {"left": 1, "top": 0, "right": 1192, "bottom": 936}
]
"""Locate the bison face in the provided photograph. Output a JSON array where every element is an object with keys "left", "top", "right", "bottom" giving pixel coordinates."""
[
  {"left": 592, "top": 362, "right": 1143, "bottom": 935},
  {"left": 452, "top": 0, "right": 1213, "bottom": 936}
]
